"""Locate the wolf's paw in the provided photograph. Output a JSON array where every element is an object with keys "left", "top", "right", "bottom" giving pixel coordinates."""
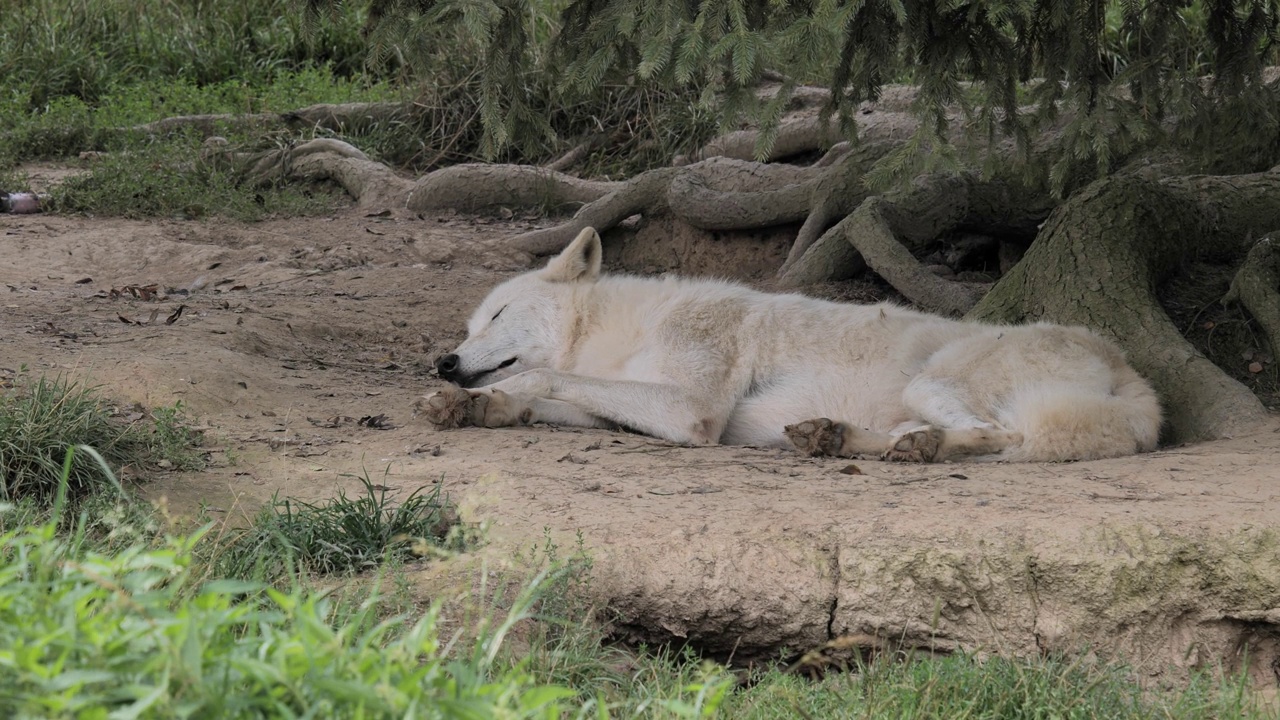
[
  {"left": 477, "top": 390, "right": 534, "bottom": 427},
  {"left": 784, "top": 418, "right": 847, "bottom": 457},
  {"left": 883, "top": 426, "right": 943, "bottom": 463},
  {"left": 418, "top": 388, "right": 532, "bottom": 430},
  {"left": 418, "top": 386, "right": 485, "bottom": 429}
]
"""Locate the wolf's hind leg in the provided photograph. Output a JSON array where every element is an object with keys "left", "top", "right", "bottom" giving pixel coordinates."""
[
  {"left": 884, "top": 425, "right": 1023, "bottom": 462},
  {"left": 784, "top": 418, "right": 892, "bottom": 457}
]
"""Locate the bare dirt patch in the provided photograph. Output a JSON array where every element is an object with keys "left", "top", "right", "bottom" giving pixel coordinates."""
[{"left": 2, "top": 206, "right": 1278, "bottom": 686}]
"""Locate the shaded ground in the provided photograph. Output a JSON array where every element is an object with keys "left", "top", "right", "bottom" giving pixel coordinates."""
[{"left": 2, "top": 204, "right": 1278, "bottom": 686}]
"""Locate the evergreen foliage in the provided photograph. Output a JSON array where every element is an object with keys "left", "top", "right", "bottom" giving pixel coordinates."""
[{"left": 308, "top": 0, "right": 1280, "bottom": 188}]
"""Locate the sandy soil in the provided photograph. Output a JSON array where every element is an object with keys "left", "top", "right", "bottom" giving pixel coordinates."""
[{"left": 2, "top": 203, "right": 1278, "bottom": 685}]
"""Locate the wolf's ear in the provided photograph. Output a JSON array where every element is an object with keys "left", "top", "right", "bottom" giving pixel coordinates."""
[{"left": 541, "top": 227, "right": 603, "bottom": 283}]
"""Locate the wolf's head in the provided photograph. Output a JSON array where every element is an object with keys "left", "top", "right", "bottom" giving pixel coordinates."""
[{"left": 435, "top": 227, "right": 602, "bottom": 387}]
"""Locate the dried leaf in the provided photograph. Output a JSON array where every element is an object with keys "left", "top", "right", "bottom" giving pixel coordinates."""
[
  {"left": 358, "top": 414, "right": 393, "bottom": 429},
  {"left": 308, "top": 415, "right": 353, "bottom": 428},
  {"left": 110, "top": 284, "right": 162, "bottom": 301},
  {"left": 164, "top": 304, "right": 186, "bottom": 325}
]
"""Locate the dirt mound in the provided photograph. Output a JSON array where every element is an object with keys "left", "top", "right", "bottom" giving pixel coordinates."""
[{"left": 2, "top": 208, "right": 1278, "bottom": 686}]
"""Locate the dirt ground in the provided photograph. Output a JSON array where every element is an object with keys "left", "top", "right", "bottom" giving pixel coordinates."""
[{"left": 3, "top": 190, "right": 1279, "bottom": 686}]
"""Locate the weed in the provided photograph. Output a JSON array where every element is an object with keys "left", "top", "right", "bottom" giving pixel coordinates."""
[
  {"left": 0, "top": 373, "right": 202, "bottom": 505},
  {"left": 0, "top": 449, "right": 735, "bottom": 718},
  {"left": 0, "top": 458, "right": 577, "bottom": 717},
  {"left": 147, "top": 402, "right": 206, "bottom": 470},
  {"left": 210, "top": 470, "right": 458, "bottom": 582}
]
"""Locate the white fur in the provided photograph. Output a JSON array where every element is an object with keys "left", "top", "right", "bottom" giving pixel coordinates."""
[{"left": 429, "top": 227, "right": 1162, "bottom": 462}]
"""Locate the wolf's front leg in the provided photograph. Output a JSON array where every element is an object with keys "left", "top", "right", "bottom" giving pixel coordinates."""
[
  {"left": 489, "top": 369, "right": 732, "bottom": 444},
  {"left": 418, "top": 386, "right": 611, "bottom": 430}
]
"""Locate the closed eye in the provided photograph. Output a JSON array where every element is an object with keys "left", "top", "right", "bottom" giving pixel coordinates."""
[{"left": 491, "top": 305, "right": 507, "bottom": 321}]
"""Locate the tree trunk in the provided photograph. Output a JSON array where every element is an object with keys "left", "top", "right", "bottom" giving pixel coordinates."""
[{"left": 969, "top": 170, "right": 1280, "bottom": 442}]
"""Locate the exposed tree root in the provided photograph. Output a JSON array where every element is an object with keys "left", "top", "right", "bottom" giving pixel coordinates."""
[
  {"left": 545, "top": 136, "right": 605, "bottom": 172},
  {"left": 408, "top": 163, "right": 621, "bottom": 215},
  {"left": 239, "top": 138, "right": 413, "bottom": 211},
  {"left": 235, "top": 138, "right": 622, "bottom": 214},
  {"left": 698, "top": 82, "right": 946, "bottom": 163},
  {"left": 695, "top": 111, "right": 923, "bottom": 163},
  {"left": 780, "top": 172, "right": 1051, "bottom": 313},
  {"left": 970, "top": 170, "right": 1280, "bottom": 442},
  {"left": 1222, "top": 233, "right": 1280, "bottom": 359},
  {"left": 510, "top": 168, "right": 681, "bottom": 255},
  {"left": 786, "top": 193, "right": 986, "bottom": 315},
  {"left": 511, "top": 147, "right": 899, "bottom": 257}
]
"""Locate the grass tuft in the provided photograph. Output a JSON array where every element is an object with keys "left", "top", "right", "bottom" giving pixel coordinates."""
[
  {"left": 0, "top": 373, "right": 203, "bottom": 505},
  {"left": 723, "top": 651, "right": 1270, "bottom": 718},
  {"left": 210, "top": 470, "right": 459, "bottom": 581}
]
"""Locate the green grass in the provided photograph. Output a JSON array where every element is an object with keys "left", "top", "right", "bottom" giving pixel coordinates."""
[
  {"left": 0, "top": 374, "right": 203, "bottom": 505},
  {"left": 0, "top": 510, "right": 612, "bottom": 717},
  {"left": 207, "top": 471, "right": 461, "bottom": 583},
  {"left": 0, "top": 68, "right": 401, "bottom": 162},
  {"left": 0, "top": 442, "right": 1273, "bottom": 717},
  {"left": 0, "top": 0, "right": 369, "bottom": 112},
  {"left": 0, "top": 452, "right": 727, "bottom": 719},
  {"left": 721, "top": 654, "right": 1268, "bottom": 719}
]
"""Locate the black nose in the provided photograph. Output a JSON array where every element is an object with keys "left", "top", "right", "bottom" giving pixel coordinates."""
[{"left": 436, "top": 353, "right": 460, "bottom": 378}]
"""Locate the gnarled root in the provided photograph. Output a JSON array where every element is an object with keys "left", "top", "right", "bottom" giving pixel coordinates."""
[
  {"left": 780, "top": 172, "right": 1051, "bottom": 316},
  {"left": 1222, "top": 233, "right": 1280, "bottom": 360}
]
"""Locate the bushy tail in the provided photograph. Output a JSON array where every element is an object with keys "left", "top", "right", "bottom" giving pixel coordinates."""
[{"left": 1000, "top": 372, "right": 1162, "bottom": 462}]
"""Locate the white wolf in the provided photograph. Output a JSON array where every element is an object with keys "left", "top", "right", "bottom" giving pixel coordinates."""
[{"left": 420, "top": 227, "right": 1162, "bottom": 462}]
